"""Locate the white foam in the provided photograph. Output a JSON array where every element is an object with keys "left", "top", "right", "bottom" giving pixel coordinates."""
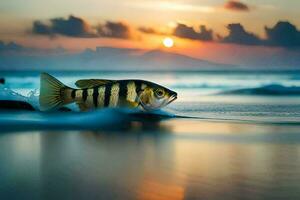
[{"left": 0, "top": 85, "right": 40, "bottom": 110}]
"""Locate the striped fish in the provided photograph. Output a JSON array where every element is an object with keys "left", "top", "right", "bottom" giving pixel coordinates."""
[{"left": 39, "top": 73, "right": 177, "bottom": 111}]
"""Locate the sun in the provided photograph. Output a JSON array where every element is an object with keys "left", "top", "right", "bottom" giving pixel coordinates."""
[{"left": 163, "top": 37, "right": 174, "bottom": 48}]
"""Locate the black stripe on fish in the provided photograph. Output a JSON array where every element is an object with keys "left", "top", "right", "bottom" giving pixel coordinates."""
[
  {"left": 71, "top": 89, "right": 76, "bottom": 99},
  {"left": 119, "top": 81, "right": 127, "bottom": 100},
  {"left": 104, "top": 85, "right": 111, "bottom": 107},
  {"left": 135, "top": 81, "right": 142, "bottom": 94},
  {"left": 82, "top": 89, "right": 88, "bottom": 102},
  {"left": 93, "top": 87, "right": 99, "bottom": 107}
]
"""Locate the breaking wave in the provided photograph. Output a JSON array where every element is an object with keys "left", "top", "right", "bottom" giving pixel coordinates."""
[
  {"left": 0, "top": 85, "right": 40, "bottom": 109},
  {"left": 0, "top": 108, "right": 179, "bottom": 132},
  {"left": 220, "top": 84, "right": 300, "bottom": 96}
]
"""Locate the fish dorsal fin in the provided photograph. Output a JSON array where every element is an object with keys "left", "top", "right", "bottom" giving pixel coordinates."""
[{"left": 75, "top": 79, "right": 114, "bottom": 88}]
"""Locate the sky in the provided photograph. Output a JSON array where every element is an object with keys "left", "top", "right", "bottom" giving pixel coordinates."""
[{"left": 1, "top": 0, "right": 300, "bottom": 68}]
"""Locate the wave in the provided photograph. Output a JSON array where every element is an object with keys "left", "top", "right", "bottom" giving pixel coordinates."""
[
  {"left": 0, "top": 85, "right": 40, "bottom": 109},
  {"left": 220, "top": 84, "right": 300, "bottom": 96},
  {"left": 171, "top": 83, "right": 232, "bottom": 89},
  {"left": 1, "top": 85, "right": 300, "bottom": 133},
  {"left": 0, "top": 108, "right": 179, "bottom": 132},
  {"left": 1, "top": 107, "right": 300, "bottom": 133}
]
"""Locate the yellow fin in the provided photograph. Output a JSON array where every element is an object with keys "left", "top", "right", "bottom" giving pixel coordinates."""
[
  {"left": 128, "top": 101, "right": 139, "bottom": 108},
  {"left": 39, "top": 73, "right": 69, "bottom": 111},
  {"left": 75, "top": 79, "right": 114, "bottom": 88},
  {"left": 76, "top": 102, "right": 89, "bottom": 112}
]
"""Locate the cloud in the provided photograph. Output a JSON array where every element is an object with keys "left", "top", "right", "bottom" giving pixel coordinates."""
[
  {"left": 30, "top": 16, "right": 300, "bottom": 49},
  {"left": 138, "top": 26, "right": 168, "bottom": 36},
  {"left": 97, "top": 21, "right": 131, "bottom": 39},
  {"left": 221, "top": 23, "right": 262, "bottom": 45},
  {"left": 265, "top": 21, "right": 300, "bottom": 48},
  {"left": 221, "top": 21, "right": 300, "bottom": 48},
  {"left": 32, "top": 21, "right": 53, "bottom": 35},
  {"left": 32, "top": 15, "right": 95, "bottom": 37},
  {"left": 138, "top": 27, "right": 158, "bottom": 34},
  {"left": 32, "top": 15, "right": 131, "bottom": 39},
  {"left": 0, "top": 41, "right": 24, "bottom": 52},
  {"left": 173, "top": 23, "right": 213, "bottom": 41},
  {"left": 224, "top": 0, "right": 250, "bottom": 11}
]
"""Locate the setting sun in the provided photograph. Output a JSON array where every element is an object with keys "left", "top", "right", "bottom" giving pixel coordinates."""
[{"left": 163, "top": 37, "right": 174, "bottom": 48}]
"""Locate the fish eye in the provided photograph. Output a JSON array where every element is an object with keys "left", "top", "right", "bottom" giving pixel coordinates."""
[{"left": 155, "top": 89, "right": 165, "bottom": 98}]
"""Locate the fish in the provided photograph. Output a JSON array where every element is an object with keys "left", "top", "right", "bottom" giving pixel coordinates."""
[{"left": 39, "top": 73, "right": 177, "bottom": 112}]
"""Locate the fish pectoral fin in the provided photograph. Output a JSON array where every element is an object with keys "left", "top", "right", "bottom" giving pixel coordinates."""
[
  {"left": 76, "top": 102, "right": 89, "bottom": 112},
  {"left": 118, "top": 99, "right": 139, "bottom": 108},
  {"left": 75, "top": 79, "right": 114, "bottom": 88},
  {"left": 128, "top": 101, "right": 139, "bottom": 108}
]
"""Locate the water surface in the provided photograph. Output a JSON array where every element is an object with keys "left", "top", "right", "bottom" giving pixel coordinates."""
[
  {"left": 1, "top": 70, "right": 300, "bottom": 199},
  {"left": 1, "top": 121, "right": 300, "bottom": 200}
]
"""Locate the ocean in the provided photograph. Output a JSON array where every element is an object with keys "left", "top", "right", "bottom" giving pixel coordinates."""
[{"left": 1, "top": 70, "right": 300, "bottom": 199}]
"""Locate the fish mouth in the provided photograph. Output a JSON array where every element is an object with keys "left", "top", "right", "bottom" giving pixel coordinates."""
[{"left": 166, "top": 93, "right": 177, "bottom": 105}]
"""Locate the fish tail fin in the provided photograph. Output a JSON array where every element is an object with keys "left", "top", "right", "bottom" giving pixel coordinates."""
[{"left": 39, "top": 73, "right": 72, "bottom": 111}]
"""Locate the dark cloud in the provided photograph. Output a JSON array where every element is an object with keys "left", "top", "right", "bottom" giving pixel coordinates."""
[
  {"left": 50, "top": 16, "right": 93, "bottom": 37},
  {"left": 173, "top": 23, "right": 213, "bottom": 41},
  {"left": 265, "top": 21, "right": 300, "bottom": 48},
  {"left": 30, "top": 15, "right": 300, "bottom": 49},
  {"left": 222, "top": 23, "right": 262, "bottom": 45},
  {"left": 138, "top": 26, "right": 167, "bottom": 36},
  {"left": 224, "top": 0, "right": 250, "bottom": 11},
  {"left": 32, "top": 16, "right": 132, "bottom": 39},
  {"left": 221, "top": 21, "right": 300, "bottom": 48},
  {"left": 32, "top": 21, "right": 53, "bottom": 35},
  {"left": 97, "top": 21, "right": 131, "bottom": 39},
  {"left": 32, "top": 15, "right": 95, "bottom": 37},
  {"left": 0, "top": 41, "right": 24, "bottom": 52},
  {"left": 138, "top": 27, "right": 157, "bottom": 34}
]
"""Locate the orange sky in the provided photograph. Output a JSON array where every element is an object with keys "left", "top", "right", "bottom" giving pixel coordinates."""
[{"left": 1, "top": 0, "right": 300, "bottom": 67}]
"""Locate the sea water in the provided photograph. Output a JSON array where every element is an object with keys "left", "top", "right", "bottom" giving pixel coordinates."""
[
  {"left": 1, "top": 70, "right": 300, "bottom": 123},
  {"left": 1, "top": 70, "right": 300, "bottom": 199}
]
